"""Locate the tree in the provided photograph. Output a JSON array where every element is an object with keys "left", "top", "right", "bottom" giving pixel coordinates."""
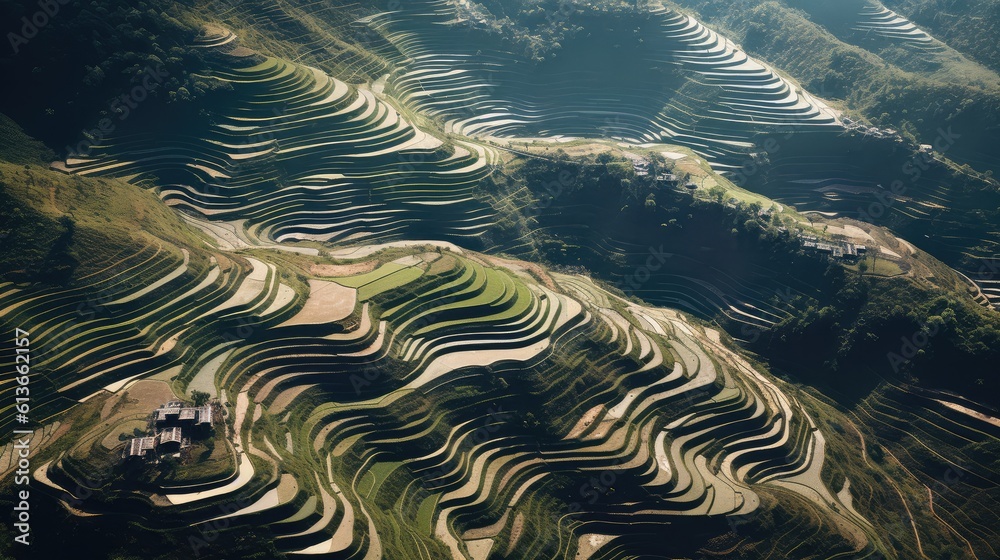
[
  {"left": 644, "top": 193, "right": 657, "bottom": 211},
  {"left": 708, "top": 185, "right": 727, "bottom": 203},
  {"left": 191, "top": 390, "right": 211, "bottom": 407}
]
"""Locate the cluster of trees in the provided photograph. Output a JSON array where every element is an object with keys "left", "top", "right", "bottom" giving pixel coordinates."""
[
  {"left": 759, "top": 270, "right": 1000, "bottom": 404},
  {"left": 0, "top": 0, "right": 220, "bottom": 151},
  {"left": 489, "top": 146, "right": 813, "bottom": 284},
  {"left": 469, "top": 0, "right": 657, "bottom": 62}
]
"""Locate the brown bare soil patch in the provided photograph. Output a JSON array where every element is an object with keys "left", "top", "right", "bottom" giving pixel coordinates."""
[{"left": 310, "top": 260, "right": 378, "bottom": 277}]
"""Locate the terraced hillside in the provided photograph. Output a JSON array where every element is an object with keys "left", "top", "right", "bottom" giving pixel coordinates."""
[
  {"left": 672, "top": 0, "right": 1000, "bottom": 171},
  {"left": 365, "top": 0, "right": 843, "bottom": 170},
  {"left": 2, "top": 1, "right": 1000, "bottom": 559},
  {"left": 55, "top": 43, "right": 497, "bottom": 248},
  {"left": 736, "top": 127, "right": 1000, "bottom": 308},
  {"left": 44, "top": 26, "right": 849, "bottom": 327},
  {"left": 48, "top": 2, "right": 1000, "bottom": 312},
  {"left": 0, "top": 160, "right": 297, "bottom": 433},
  {"left": 880, "top": 0, "right": 1000, "bottom": 73},
  {"left": 246, "top": 0, "right": 1000, "bottom": 311},
  {"left": 852, "top": 3, "right": 941, "bottom": 52},
  {"left": 850, "top": 380, "right": 1000, "bottom": 559},
  {"left": 5, "top": 138, "right": 998, "bottom": 559},
  {"left": 56, "top": 0, "right": 844, "bottom": 175},
  {"left": 212, "top": 0, "right": 847, "bottom": 158},
  {"left": 641, "top": 0, "right": 1000, "bottom": 306},
  {"left": 0, "top": 167, "right": 884, "bottom": 558},
  {"left": 482, "top": 144, "right": 826, "bottom": 332}
]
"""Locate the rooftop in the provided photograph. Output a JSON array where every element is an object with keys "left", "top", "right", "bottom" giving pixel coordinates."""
[
  {"left": 196, "top": 405, "right": 213, "bottom": 425},
  {"left": 159, "top": 427, "right": 183, "bottom": 444},
  {"left": 155, "top": 407, "right": 181, "bottom": 421},
  {"left": 126, "top": 437, "right": 157, "bottom": 457}
]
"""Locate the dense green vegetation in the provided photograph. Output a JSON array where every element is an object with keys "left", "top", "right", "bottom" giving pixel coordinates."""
[
  {"left": 0, "top": 184, "right": 78, "bottom": 284},
  {"left": 0, "top": 113, "right": 53, "bottom": 164},
  {"left": 739, "top": 128, "right": 1000, "bottom": 281},
  {"left": 882, "top": 0, "right": 1000, "bottom": 73},
  {"left": 486, "top": 148, "right": 838, "bottom": 319},
  {"left": 755, "top": 269, "right": 1000, "bottom": 404},
  {"left": 0, "top": 0, "right": 220, "bottom": 150},
  {"left": 470, "top": 0, "right": 651, "bottom": 62}
]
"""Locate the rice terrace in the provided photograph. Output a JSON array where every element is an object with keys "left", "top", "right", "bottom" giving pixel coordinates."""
[{"left": 1, "top": 0, "right": 999, "bottom": 558}]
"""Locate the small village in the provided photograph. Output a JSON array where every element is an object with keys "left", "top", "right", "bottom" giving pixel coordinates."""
[
  {"left": 122, "top": 399, "right": 220, "bottom": 464},
  {"left": 626, "top": 149, "right": 874, "bottom": 265},
  {"left": 842, "top": 116, "right": 903, "bottom": 142},
  {"left": 799, "top": 234, "right": 868, "bottom": 262},
  {"left": 631, "top": 157, "right": 675, "bottom": 180}
]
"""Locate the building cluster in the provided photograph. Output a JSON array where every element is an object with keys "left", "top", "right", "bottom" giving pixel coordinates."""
[
  {"left": 800, "top": 235, "right": 867, "bottom": 261},
  {"left": 629, "top": 156, "right": 680, "bottom": 184},
  {"left": 632, "top": 157, "right": 651, "bottom": 176},
  {"left": 842, "top": 117, "right": 902, "bottom": 141},
  {"left": 122, "top": 400, "right": 215, "bottom": 462}
]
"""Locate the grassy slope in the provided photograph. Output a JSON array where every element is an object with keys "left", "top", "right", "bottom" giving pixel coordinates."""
[
  {"left": 0, "top": 0, "right": 209, "bottom": 150},
  {"left": 0, "top": 0, "right": 992, "bottom": 420},
  {"left": 0, "top": 115, "right": 210, "bottom": 285},
  {"left": 0, "top": 113, "right": 54, "bottom": 165}
]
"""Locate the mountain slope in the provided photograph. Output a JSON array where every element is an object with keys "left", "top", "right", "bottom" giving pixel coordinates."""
[
  {"left": 0, "top": 131, "right": 889, "bottom": 559},
  {"left": 0, "top": 2, "right": 998, "bottom": 559}
]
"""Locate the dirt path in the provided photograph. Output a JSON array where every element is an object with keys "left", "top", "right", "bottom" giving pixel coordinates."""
[
  {"left": 889, "top": 477, "right": 927, "bottom": 559},
  {"left": 925, "top": 484, "right": 980, "bottom": 559},
  {"left": 843, "top": 415, "right": 870, "bottom": 467},
  {"left": 328, "top": 240, "right": 463, "bottom": 259},
  {"left": 504, "top": 512, "right": 525, "bottom": 556},
  {"left": 565, "top": 405, "right": 605, "bottom": 440}
]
